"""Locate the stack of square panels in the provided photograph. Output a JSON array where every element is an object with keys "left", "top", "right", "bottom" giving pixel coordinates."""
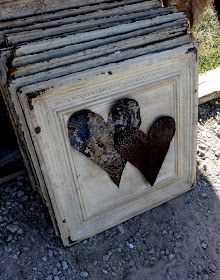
[{"left": 0, "top": 0, "right": 198, "bottom": 245}]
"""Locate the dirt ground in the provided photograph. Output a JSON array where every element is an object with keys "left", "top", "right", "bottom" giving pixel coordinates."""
[{"left": 0, "top": 99, "right": 219, "bottom": 280}]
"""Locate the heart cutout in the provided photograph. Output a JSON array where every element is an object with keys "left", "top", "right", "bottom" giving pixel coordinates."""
[
  {"left": 68, "top": 99, "right": 141, "bottom": 186},
  {"left": 114, "top": 116, "right": 176, "bottom": 186}
]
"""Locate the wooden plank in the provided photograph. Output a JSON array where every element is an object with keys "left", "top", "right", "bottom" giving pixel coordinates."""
[{"left": 198, "top": 67, "right": 220, "bottom": 104}]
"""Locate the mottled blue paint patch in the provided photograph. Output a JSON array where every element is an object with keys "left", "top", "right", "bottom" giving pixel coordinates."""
[{"left": 68, "top": 110, "right": 91, "bottom": 151}]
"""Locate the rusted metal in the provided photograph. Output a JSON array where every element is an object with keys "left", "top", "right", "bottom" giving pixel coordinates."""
[{"left": 114, "top": 116, "right": 175, "bottom": 186}]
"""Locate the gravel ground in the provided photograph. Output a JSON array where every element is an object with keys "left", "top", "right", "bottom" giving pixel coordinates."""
[{"left": 0, "top": 99, "right": 219, "bottom": 280}]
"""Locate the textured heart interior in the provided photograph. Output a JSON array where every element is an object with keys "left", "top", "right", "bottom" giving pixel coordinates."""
[
  {"left": 68, "top": 99, "right": 141, "bottom": 186},
  {"left": 114, "top": 116, "right": 176, "bottom": 185}
]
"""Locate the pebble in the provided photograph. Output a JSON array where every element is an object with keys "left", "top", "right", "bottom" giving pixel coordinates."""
[
  {"left": 48, "top": 250, "right": 53, "bottom": 257},
  {"left": 52, "top": 267, "right": 58, "bottom": 276},
  {"left": 79, "top": 271, "right": 89, "bottom": 278},
  {"left": 169, "top": 254, "right": 175, "bottom": 260},
  {"left": 128, "top": 260, "right": 135, "bottom": 267},
  {"left": 17, "top": 191, "right": 25, "bottom": 198},
  {"left": 128, "top": 243, "right": 135, "bottom": 249},
  {"left": 54, "top": 276, "right": 59, "bottom": 280},
  {"left": 209, "top": 263, "right": 217, "bottom": 272},
  {"left": 6, "top": 224, "right": 19, "bottom": 233},
  {"left": 45, "top": 276, "right": 53, "bottom": 280},
  {"left": 7, "top": 235, "right": 13, "bottom": 242},
  {"left": 148, "top": 248, "right": 155, "bottom": 254},
  {"left": 103, "top": 255, "right": 110, "bottom": 262},
  {"left": 42, "top": 256, "right": 48, "bottom": 262},
  {"left": 102, "top": 269, "right": 108, "bottom": 274},
  {"left": 201, "top": 241, "right": 208, "bottom": 249},
  {"left": 61, "top": 260, "right": 68, "bottom": 270},
  {"left": 117, "top": 224, "right": 125, "bottom": 234},
  {"left": 17, "top": 228, "right": 24, "bottom": 235}
]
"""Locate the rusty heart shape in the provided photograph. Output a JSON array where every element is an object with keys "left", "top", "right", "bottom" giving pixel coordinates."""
[
  {"left": 113, "top": 116, "right": 175, "bottom": 186},
  {"left": 68, "top": 98, "right": 175, "bottom": 187}
]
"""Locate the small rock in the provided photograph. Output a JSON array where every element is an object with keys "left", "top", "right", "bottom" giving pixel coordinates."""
[
  {"left": 103, "top": 255, "right": 110, "bottom": 262},
  {"left": 6, "top": 224, "right": 19, "bottom": 233},
  {"left": 201, "top": 241, "right": 208, "bottom": 249},
  {"left": 128, "top": 260, "right": 135, "bottom": 267},
  {"left": 17, "top": 228, "right": 24, "bottom": 235},
  {"left": 209, "top": 263, "right": 217, "bottom": 272},
  {"left": 54, "top": 276, "right": 60, "bottom": 280},
  {"left": 48, "top": 250, "right": 53, "bottom": 257},
  {"left": 23, "top": 247, "right": 29, "bottom": 251},
  {"left": 7, "top": 235, "right": 13, "bottom": 242},
  {"left": 17, "top": 191, "right": 25, "bottom": 198},
  {"left": 102, "top": 269, "right": 108, "bottom": 274},
  {"left": 117, "top": 224, "right": 125, "bottom": 234},
  {"left": 201, "top": 192, "right": 208, "bottom": 198},
  {"left": 148, "top": 248, "right": 155, "bottom": 254},
  {"left": 169, "top": 254, "right": 175, "bottom": 260},
  {"left": 12, "top": 254, "right": 19, "bottom": 260},
  {"left": 45, "top": 276, "right": 53, "bottom": 280},
  {"left": 61, "top": 260, "right": 68, "bottom": 270},
  {"left": 53, "top": 267, "right": 58, "bottom": 276},
  {"left": 56, "top": 263, "right": 61, "bottom": 269},
  {"left": 166, "top": 272, "right": 172, "bottom": 280},
  {"left": 42, "top": 256, "right": 48, "bottom": 262},
  {"left": 80, "top": 271, "right": 89, "bottom": 278},
  {"left": 128, "top": 243, "right": 134, "bottom": 249},
  {"left": 203, "top": 274, "right": 209, "bottom": 280},
  {"left": 22, "top": 195, "right": 29, "bottom": 201}
]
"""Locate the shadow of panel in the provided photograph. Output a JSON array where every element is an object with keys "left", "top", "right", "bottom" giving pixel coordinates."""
[{"left": 0, "top": 91, "right": 23, "bottom": 184}]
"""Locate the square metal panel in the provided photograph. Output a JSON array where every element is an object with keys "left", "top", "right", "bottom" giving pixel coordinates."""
[{"left": 15, "top": 46, "right": 198, "bottom": 245}]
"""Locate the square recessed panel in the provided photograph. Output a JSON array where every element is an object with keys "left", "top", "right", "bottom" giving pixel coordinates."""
[
  {"left": 18, "top": 48, "right": 198, "bottom": 245},
  {"left": 61, "top": 80, "right": 177, "bottom": 221}
]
